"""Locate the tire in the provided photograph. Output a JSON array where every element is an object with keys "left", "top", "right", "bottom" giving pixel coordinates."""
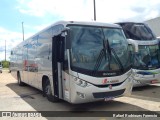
[
  {"left": 17, "top": 72, "right": 25, "bottom": 86},
  {"left": 44, "top": 79, "right": 59, "bottom": 102}
]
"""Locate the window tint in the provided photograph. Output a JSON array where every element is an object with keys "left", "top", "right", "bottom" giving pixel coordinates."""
[
  {"left": 70, "top": 26, "right": 104, "bottom": 70},
  {"left": 69, "top": 25, "right": 131, "bottom": 76},
  {"left": 37, "top": 28, "right": 52, "bottom": 59},
  {"left": 133, "top": 45, "right": 160, "bottom": 69},
  {"left": 118, "top": 23, "right": 156, "bottom": 40}
]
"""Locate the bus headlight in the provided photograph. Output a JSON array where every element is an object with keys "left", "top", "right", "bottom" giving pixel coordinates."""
[{"left": 74, "top": 78, "right": 90, "bottom": 87}]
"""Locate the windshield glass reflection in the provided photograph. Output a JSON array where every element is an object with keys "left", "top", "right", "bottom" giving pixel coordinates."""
[
  {"left": 133, "top": 45, "right": 160, "bottom": 69},
  {"left": 118, "top": 23, "right": 156, "bottom": 40},
  {"left": 69, "top": 25, "right": 131, "bottom": 76}
]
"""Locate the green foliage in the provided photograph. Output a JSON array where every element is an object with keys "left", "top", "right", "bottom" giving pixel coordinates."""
[{"left": 1, "top": 60, "right": 9, "bottom": 68}]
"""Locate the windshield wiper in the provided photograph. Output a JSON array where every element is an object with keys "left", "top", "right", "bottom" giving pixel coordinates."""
[
  {"left": 110, "top": 47, "right": 124, "bottom": 72},
  {"left": 103, "top": 37, "right": 107, "bottom": 60},
  {"left": 92, "top": 49, "right": 105, "bottom": 74},
  {"left": 134, "top": 53, "right": 148, "bottom": 68},
  {"left": 92, "top": 38, "right": 114, "bottom": 76},
  {"left": 92, "top": 38, "right": 124, "bottom": 75},
  {"left": 106, "top": 38, "right": 125, "bottom": 72},
  {"left": 92, "top": 40, "right": 108, "bottom": 75},
  {"left": 106, "top": 38, "right": 111, "bottom": 70},
  {"left": 92, "top": 28, "right": 107, "bottom": 75}
]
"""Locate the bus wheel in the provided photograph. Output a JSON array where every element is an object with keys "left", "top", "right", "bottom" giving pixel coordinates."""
[
  {"left": 44, "top": 80, "right": 59, "bottom": 102},
  {"left": 17, "top": 72, "right": 24, "bottom": 86}
]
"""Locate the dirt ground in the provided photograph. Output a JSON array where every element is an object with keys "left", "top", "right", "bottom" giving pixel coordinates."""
[{"left": 0, "top": 70, "right": 160, "bottom": 120}]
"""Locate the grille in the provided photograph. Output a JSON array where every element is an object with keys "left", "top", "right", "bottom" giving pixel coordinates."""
[{"left": 93, "top": 89, "right": 125, "bottom": 98}]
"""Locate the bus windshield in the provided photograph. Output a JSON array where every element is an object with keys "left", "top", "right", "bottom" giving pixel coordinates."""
[
  {"left": 69, "top": 25, "right": 131, "bottom": 77},
  {"left": 118, "top": 23, "right": 156, "bottom": 40},
  {"left": 133, "top": 45, "right": 160, "bottom": 69}
]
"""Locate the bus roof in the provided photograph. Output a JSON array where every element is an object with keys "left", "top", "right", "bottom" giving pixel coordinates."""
[
  {"left": 116, "top": 22, "right": 147, "bottom": 25},
  {"left": 13, "top": 21, "right": 122, "bottom": 48},
  {"left": 32, "top": 21, "right": 121, "bottom": 38},
  {"left": 53, "top": 20, "right": 121, "bottom": 28}
]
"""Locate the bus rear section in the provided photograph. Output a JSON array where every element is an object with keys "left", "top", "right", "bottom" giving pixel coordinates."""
[
  {"left": 10, "top": 21, "right": 133, "bottom": 104},
  {"left": 117, "top": 22, "right": 160, "bottom": 87}
]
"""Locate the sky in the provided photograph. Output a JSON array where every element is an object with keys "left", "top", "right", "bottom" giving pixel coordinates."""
[{"left": 0, "top": 0, "right": 160, "bottom": 61}]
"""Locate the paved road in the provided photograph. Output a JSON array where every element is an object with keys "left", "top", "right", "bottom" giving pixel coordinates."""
[{"left": 0, "top": 70, "right": 160, "bottom": 120}]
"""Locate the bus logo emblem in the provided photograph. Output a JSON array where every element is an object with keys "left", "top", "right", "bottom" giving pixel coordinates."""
[
  {"left": 102, "top": 79, "right": 108, "bottom": 84},
  {"left": 109, "top": 85, "right": 112, "bottom": 89}
]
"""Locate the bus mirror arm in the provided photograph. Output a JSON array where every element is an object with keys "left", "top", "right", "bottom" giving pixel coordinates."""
[
  {"left": 61, "top": 27, "right": 70, "bottom": 36},
  {"left": 62, "top": 27, "right": 70, "bottom": 33},
  {"left": 128, "top": 39, "right": 138, "bottom": 52}
]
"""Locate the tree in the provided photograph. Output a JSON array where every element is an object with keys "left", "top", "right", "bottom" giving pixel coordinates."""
[{"left": 2, "top": 60, "right": 9, "bottom": 68}]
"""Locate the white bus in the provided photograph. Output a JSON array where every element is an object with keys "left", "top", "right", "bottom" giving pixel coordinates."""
[
  {"left": 117, "top": 22, "right": 160, "bottom": 87},
  {"left": 10, "top": 21, "right": 133, "bottom": 104}
]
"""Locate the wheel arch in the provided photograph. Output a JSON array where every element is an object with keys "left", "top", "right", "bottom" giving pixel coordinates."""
[
  {"left": 17, "top": 71, "right": 20, "bottom": 79},
  {"left": 42, "top": 75, "right": 49, "bottom": 89},
  {"left": 42, "top": 75, "right": 54, "bottom": 95},
  {"left": 42, "top": 75, "right": 59, "bottom": 102}
]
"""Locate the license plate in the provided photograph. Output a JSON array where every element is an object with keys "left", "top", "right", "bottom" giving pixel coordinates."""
[
  {"left": 104, "top": 97, "right": 114, "bottom": 101},
  {"left": 151, "top": 80, "right": 158, "bottom": 84}
]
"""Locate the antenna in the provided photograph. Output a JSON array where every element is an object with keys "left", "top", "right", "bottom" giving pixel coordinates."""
[
  {"left": 5, "top": 40, "right": 6, "bottom": 61},
  {"left": 93, "top": 0, "right": 96, "bottom": 21}
]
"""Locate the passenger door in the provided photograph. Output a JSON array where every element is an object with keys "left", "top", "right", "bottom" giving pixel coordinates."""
[{"left": 52, "top": 35, "right": 65, "bottom": 99}]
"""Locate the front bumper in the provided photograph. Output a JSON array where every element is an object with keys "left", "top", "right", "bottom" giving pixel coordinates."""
[
  {"left": 69, "top": 76, "right": 133, "bottom": 104},
  {"left": 133, "top": 74, "right": 160, "bottom": 87}
]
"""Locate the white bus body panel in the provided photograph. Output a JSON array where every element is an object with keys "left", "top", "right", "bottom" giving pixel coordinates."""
[
  {"left": 67, "top": 70, "right": 133, "bottom": 104},
  {"left": 133, "top": 69, "right": 160, "bottom": 87}
]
